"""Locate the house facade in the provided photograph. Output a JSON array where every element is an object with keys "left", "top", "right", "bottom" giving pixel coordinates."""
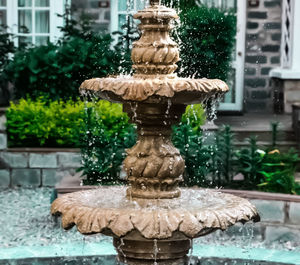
[{"left": 1, "top": 0, "right": 299, "bottom": 113}]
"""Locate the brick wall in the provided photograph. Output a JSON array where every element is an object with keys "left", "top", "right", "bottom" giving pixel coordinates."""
[
  {"left": 0, "top": 111, "right": 81, "bottom": 188},
  {"left": 245, "top": 0, "right": 282, "bottom": 112}
]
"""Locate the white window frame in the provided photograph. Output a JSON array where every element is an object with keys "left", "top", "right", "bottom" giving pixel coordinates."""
[
  {"left": 0, "top": 1, "right": 7, "bottom": 26},
  {"left": 6, "top": 0, "right": 64, "bottom": 46}
]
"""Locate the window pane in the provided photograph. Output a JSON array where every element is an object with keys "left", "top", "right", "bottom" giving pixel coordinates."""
[
  {"left": 18, "top": 10, "right": 32, "bottom": 33},
  {"left": 35, "top": 0, "right": 49, "bottom": 7},
  {"left": 136, "top": 0, "right": 145, "bottom": 11},
  {"left": 35, "top": 10, "right": 49, "bottom": 33},
  {"left": 18, "top": 0, "right": 32, "bottom": 7},
  {"left": 18, "top": 36, "right": 32, "bottom": 46},
  {"left": 118, "top": 14, "right": 126, "bottom": 31},
  {"left": 0, "top": 10, "right": 6, "bottom": 26},
  {"left": 35, "top": 36, "right": 49, "bottom": 45},
  {"left": 118, "top": 1, "right": 133, "bottom": 11},
  {"left": 0, "top": 0, "right": 6, "bottom": 7}
]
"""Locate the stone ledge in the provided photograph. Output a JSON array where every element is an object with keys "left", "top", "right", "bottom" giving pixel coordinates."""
[{"left": 6, "top": 148, "right": 80, "bottom": 153}]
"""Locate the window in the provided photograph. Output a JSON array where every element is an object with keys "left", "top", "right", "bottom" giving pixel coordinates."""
[
  {"left": 6, "top": 0, "right": 64, "bottom": 46},
  {"left": 110, "top": 0, "right": 147, "bottom": 34}
]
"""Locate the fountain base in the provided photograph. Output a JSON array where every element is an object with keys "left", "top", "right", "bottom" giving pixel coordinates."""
[{"left": 114, "top": 232, "right": 191, "bottom": 262}]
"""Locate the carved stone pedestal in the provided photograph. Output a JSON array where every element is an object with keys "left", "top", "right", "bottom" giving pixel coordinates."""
[{"left": 124, "top": 102, "right": 185, "bottom": 199}]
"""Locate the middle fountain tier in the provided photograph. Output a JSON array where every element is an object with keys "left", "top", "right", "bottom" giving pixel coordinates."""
[{"left": 52, "top": 1, "right": 260, "bottom": 264}]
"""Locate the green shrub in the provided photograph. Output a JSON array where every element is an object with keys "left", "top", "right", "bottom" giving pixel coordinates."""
[
  {"left": 164, "top": 1, "right": 236, "bottom": 81},
  {"left": 6, "top": 98, "right": 131, "bottom": 147},
  {"left": 258, "top": 149, "right": 300, "bottom": 194},
  {"left": 4, "top": 34, "right": 121, "bottom": 101}
]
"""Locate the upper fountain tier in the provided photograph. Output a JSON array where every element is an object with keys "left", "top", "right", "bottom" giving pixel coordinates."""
[{"left": 80, "top": 1, "right": 228, "bottom": 104}]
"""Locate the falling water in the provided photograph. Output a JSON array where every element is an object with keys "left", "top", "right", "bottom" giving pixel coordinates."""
[{"left": 153, "top": 239, "right": 158, "bottom": 265}]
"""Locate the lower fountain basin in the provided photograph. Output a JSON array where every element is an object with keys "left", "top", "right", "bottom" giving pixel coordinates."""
[{"left": 51, "top": 186, "right": 259, "bottom": 240}]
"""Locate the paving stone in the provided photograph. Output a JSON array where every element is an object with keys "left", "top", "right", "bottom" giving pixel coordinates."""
[
  {"left": 42, "top": 169, "right": 77, "bottom": 186},
  {"left": 289, "top": 202, "right": 300, "bottom": 224},
  {"left": 57, "top": 152, "right": 81, "bottom": 168},
  {"left": 265, "top": 226, "right": 300, "bottom": 244},
  {"left": 0, "top": 169, "right": 10, "bottom": 187},
  {"left": 29, "top": 153, "right": 57, "bottom": 168},
  {"left": 251, "top": 199, "right": 285, "bottom": 223},
  {"left": 0, "top": 133, "right": 7, "bottom": 150},
  {"left": 0, "top": 152, "right": 28, "bottom": 168},
  {"left": 12, "top": 169, "right": 41, "bottom": 187}
]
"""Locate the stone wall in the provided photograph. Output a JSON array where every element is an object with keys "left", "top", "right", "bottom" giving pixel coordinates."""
[
  {"left": 0, "top": 111, "right": 81, "bottom": 188},
  {"left": 202, "top": 198, "right": 300, "bottom": 247},
  {"left": 245, "top": 0, "right": 282, "bottom": 112}
]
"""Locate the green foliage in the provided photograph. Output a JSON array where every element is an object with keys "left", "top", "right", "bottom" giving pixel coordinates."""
[
  {"left": 181, "top": 104, "right": 206, "bottom": 131},
  {"left": 3, "top": 7, "right": 123, "bottom": 101},
  {"left": 173, "top": 124, "right": 210, "bottom": 187},
  {"left": 4, "top": 34, "right": 121, "bottom": 101},
  {"left": 79, "top": 106, "right": 136, "bottom": 185},
  {"left": 0, "top": 26, "right": 15, "bottom": 72},
  {"left": 258, "top": 149, "right": 300, "bottom": 194},
  {"left": 6, "top": 98, "right": 131, "bottom": 148},
  {"left": 235, "top": 136, "right": 264, "bottom": 187},
  {"left": 163, "top": 2, "right": 236, "bottom": 81}
]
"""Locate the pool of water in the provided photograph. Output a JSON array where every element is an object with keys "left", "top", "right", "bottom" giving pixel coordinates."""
[{"left": 0, "top": 188, "right": 300, "bottom": 264}]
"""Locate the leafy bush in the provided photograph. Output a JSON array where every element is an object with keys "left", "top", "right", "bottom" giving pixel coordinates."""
[
  {"left": 4, "top": 34, "right": 122, "bottom": 101},
  {"left": 258, "top": 149, "right": 300, "bottom": 194},
  {"left": 6, "top": 98, "right": 131, "bottom": 147},
  {"left": 163, "top": 1, "right": 236, "bottom": 81}
]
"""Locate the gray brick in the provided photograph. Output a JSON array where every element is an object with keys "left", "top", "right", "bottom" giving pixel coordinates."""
[
  {"left": 42, "top": 168, "right": 77, "bottom": 186},
  {"left": 265, "top": 226, "right": 300, "bottom": 244},
  {"left": 0, "top": 115, "right": 6, "bottom": 131},
  {"left": 264, "top": 0, "right": 281, "bottom": 8},
  {"left": 12, "top": 169, "right": 41, "bottom": 187},
  {"left": 261, "top": 45, "right": 280, "bottom": 52},
  {"left": 246, "top": 34, "right": 259, "bottom": 41},
  {"left": 245, "top": 78, "right": 266, "bottom": 88},
  {"left": 245, "top": 55, "right": 267, "bottom": 64},
  {"left": 261, "top": 67, "right": 272, "bottom": 75},
  {"left": 248, "top": 12, "right": 267, "bottom": 19},
  {"left": 0, "top": 152, "right": 28, "bottom": 168},
  {"left": 251, "top": 90, "right": 270, "bottom": 99},
  {"left": 271, "top": 56, "right": 280, "bottom": 64},
  {"left": 271, "top": 33, "right": 281, "bottom": 41},
  {"left": 0, "top": 133, "right": 7, "bottom": 150},
  {"left": 264, "top": 22, "right": 281, "bottom": 30},
  {"left": 246, "top": 101, "right": 267, "bottom": 111},
  {"left": 29, "top": 153, "right": 57, "bottom": 168},
  {"left": 289, "top": 202, "right": 300, "bottom": 224},
  {"left": 247, "top": 21, "right": 259, "bottom": 29},
  {"left": 0, "top": 169, "right": 10, "bottom": 187},
  {"left": 57, "top": 152, "right": 81, "bottom": 168},
  {"left": 245, "top": 68, "right": 256, "bottom": 76},
  {"left": 251, "top": 199, "right": 285, "bottom": 223}
]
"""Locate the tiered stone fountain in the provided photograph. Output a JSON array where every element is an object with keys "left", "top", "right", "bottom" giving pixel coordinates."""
[{"left": 51, "top": 1, "right": 259, "bottom": 264}]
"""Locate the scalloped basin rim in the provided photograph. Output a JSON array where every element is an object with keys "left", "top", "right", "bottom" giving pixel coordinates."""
[
  {"left": 51, "top": 187, "right": 259, "bottom": 240},
  {"left": 79, "top": 77, "right": 229, "bottom": 103}
]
